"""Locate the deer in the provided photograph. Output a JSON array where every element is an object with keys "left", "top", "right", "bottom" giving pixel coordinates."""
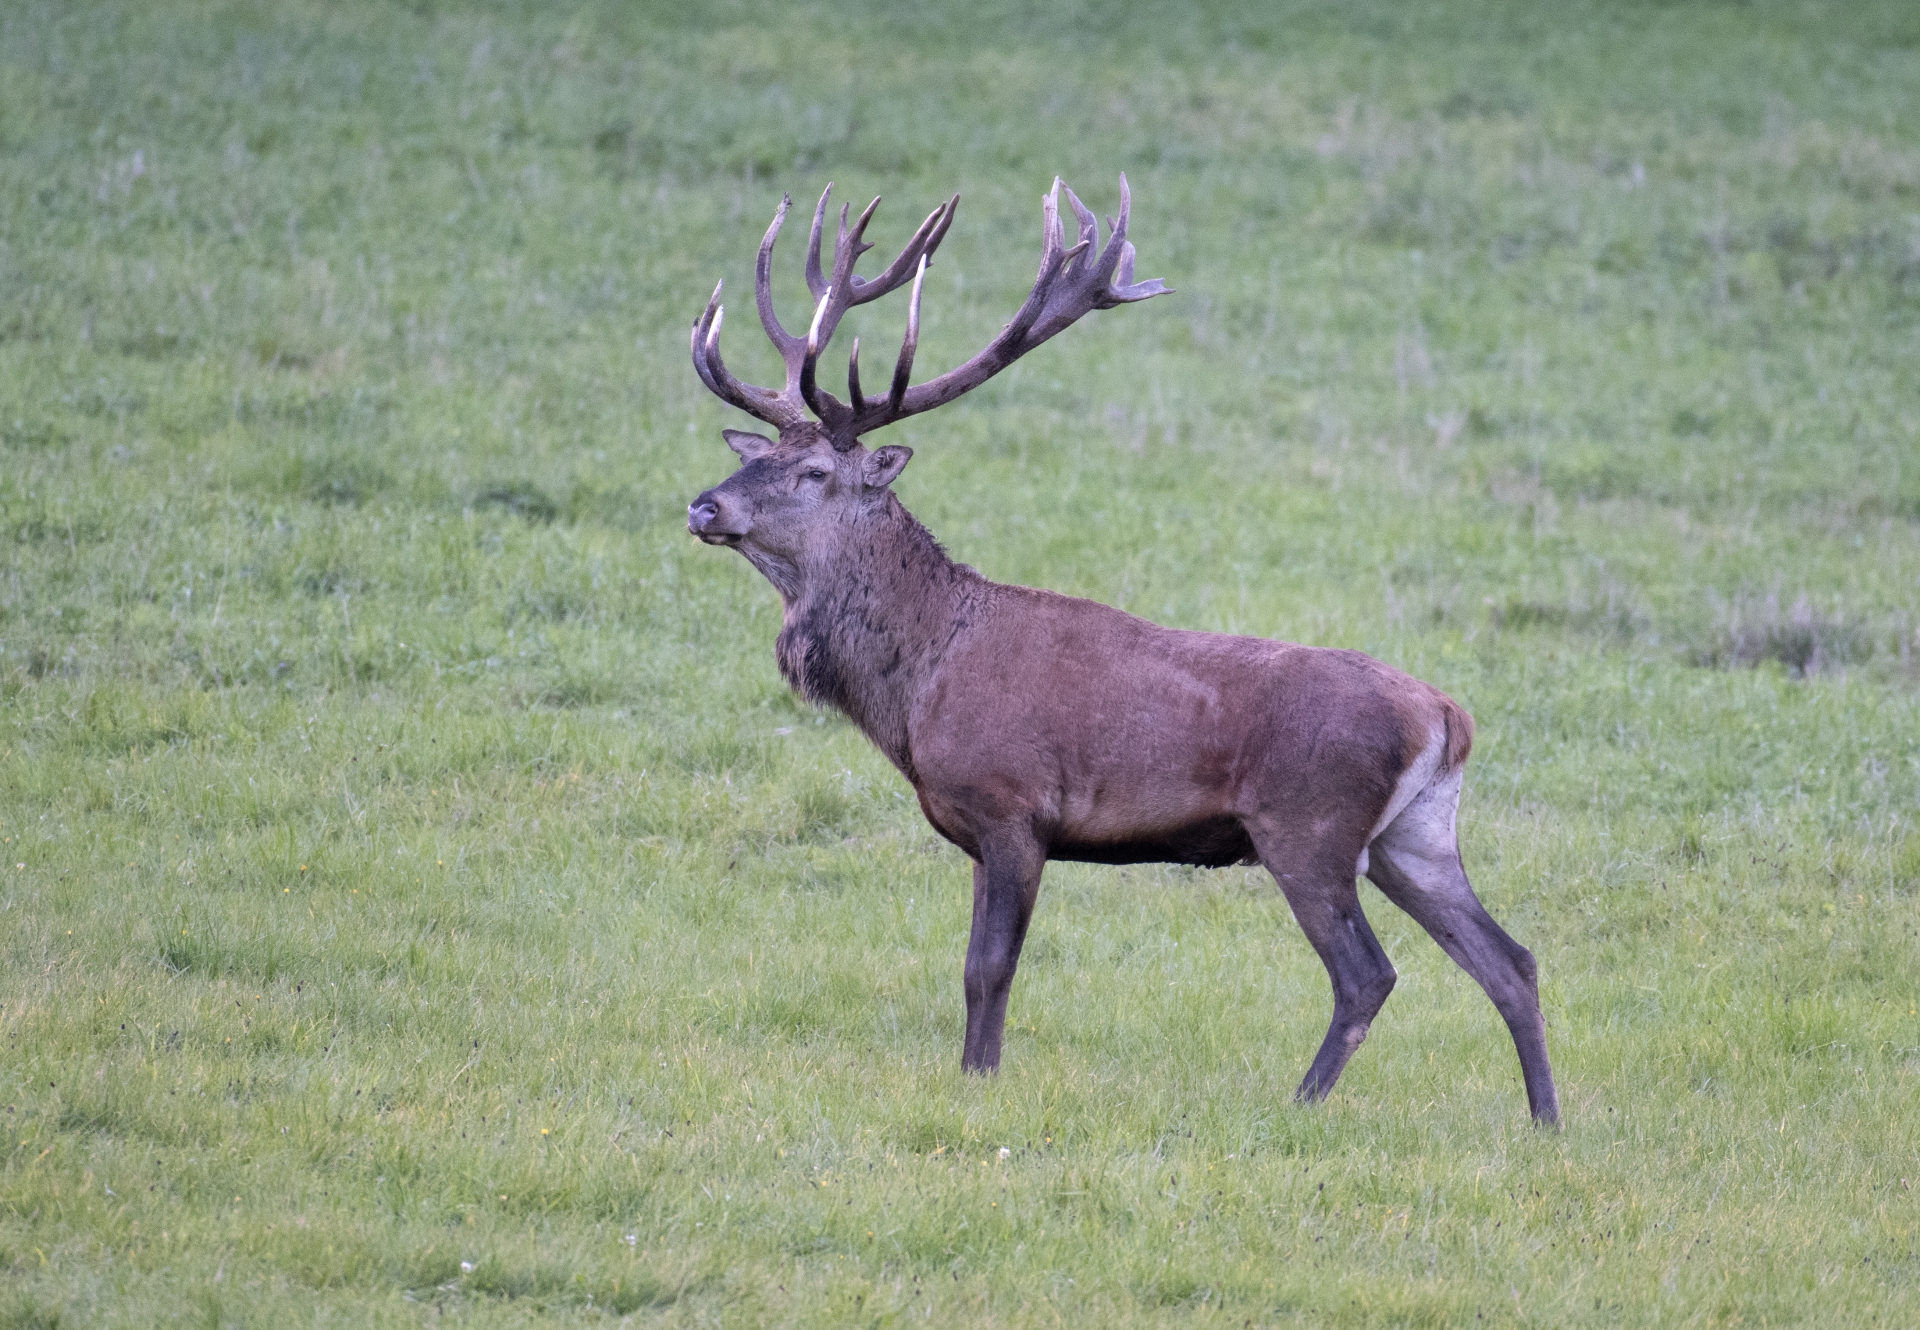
[{"left": 684, "top": 175, "right": 1561, "bottom": 1124}]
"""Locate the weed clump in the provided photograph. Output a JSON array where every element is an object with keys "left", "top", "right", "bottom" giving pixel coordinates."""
[{"left": 1689, "top": 594, "right": 1871, "bottom": 677}]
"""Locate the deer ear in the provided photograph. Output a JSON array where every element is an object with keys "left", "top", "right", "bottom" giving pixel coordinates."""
[
  {"left": 722, "top": 429, "right": 777, "bottom": 461},
  {"left": 861, "top": 445, "right": 913, "bottom": 490}
]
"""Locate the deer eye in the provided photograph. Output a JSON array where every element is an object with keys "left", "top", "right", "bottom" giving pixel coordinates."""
[{"left": 802, "top": 469, "right": 829, "bottom": 482}]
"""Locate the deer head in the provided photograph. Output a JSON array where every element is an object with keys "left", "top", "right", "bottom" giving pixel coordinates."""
[{"left": 686, "top": 176, "right": 1169, "bottom": 584}]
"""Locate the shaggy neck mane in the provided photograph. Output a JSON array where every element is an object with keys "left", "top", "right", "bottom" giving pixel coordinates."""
[{"left": 771, "top": 492, "right": 982, "bottom": 778}]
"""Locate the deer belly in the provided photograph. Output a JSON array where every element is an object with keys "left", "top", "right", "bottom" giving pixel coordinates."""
[
  {"left": 1040, "top": 724, "right": 1256, "bottom": 866},
  {"left": 1048, "top": 815, "right": 1257, "bottom": 868}
]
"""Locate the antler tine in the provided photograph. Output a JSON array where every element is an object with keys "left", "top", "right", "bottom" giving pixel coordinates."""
[
  {"left": 1085, "top": 172, "right": 1131, "bottom": 290},
  {"left": 1042, "top": 177, "right": 1064, "bottom": 261},
  {"left": 809, "top": 198, "right": 862, "bottom": 344},
  {"left": 926, "top": 194, "right": 958, "bottom": 259},
  {"left": 702, "top": 309, "right": 776, "bottom": 420},
  {"left": 887, "top": 253, "right": 927, "bottom": 414},
  {"left": 804, "top": 184, "right": 834, "bottom": 300},
  {"left": 810, "top": 195, "right": 879, "bottom": 343},
  {"left": 798, "top": 288, "right": 839, "bottom": 425},
  {"left": 849, "top": 195, "right": 958, "bottom": 306},
  {"left": 689, "top": 280, "right": 726, "bottom": 396},
  {"left": 805, "top": 288, "right": 830, "bottom": 357},
  {"left": 833, "top": 202, "right": 853, "bottom": 269},
  {"left": 846, "top": 336, "right": 864, "bottom": 408},
  {"left": 846, "top": 196, "right": 880, "bottom": 265},
  {"left": 754, "top": 194, "right": 802, "bottom": 353},
  {"left": 692, "top": 296, "right": 806, "bottom": 429},
  {"left": 1063, "top": 185, "right": 1100, "bottom": 271},
  {"left": 1094, "top": 173, "right": 1170, "bottom": 306}
]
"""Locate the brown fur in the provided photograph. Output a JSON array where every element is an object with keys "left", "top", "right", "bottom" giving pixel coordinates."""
[
  {"left": 688, "top": 435, "right": 1559, "bottom": 1122},
  {"left": 682, "top": 177, "right": 1558, "bottom": 1123}
]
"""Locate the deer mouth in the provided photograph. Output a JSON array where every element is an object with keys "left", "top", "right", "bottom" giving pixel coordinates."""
[{"left": 688, "top": 497, "right": 746, "bottom": 545}]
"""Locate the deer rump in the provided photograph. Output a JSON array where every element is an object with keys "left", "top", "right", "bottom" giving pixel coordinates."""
[{"left": 685, "top": 175, "right": 1561, "bottom": 1124}]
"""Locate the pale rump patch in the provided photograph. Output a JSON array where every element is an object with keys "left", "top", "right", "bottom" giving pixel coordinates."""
[
  {"left": 1365, "top": 723, "right": 1448, "bottom": 848},
  {"left": 1374, "top": 765, "right": 1464, "bottom": 878},
  {"left": 1359, "top": 723, "right": 1467, "bottom": 883}
]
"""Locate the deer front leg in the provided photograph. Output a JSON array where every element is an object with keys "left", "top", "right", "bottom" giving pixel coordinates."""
[{"left": 961, "top": 836, "right": 1045, "bottom": 1073}]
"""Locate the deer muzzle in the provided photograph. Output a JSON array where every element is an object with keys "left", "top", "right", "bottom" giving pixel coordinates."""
[{"left": 687, "top": 490, "right": 745, "bottom": 545}]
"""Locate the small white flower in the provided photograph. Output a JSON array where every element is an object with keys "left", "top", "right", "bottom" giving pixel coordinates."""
[
  {"left": 460, "top": 1261, "right": 474, "bottom": 1274},
  {"left": 998, "top": 1147, "right": 1011, "bottom": 1160},
  {"left": 624, "top": 1234, "right": 638, "bottom": 1246}
]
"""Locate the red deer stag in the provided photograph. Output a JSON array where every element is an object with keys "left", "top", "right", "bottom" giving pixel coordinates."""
[{"left": 685, "top": 176, "right": 1560, "bottom": 1123}]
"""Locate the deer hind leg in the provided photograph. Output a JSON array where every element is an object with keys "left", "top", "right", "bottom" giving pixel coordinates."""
[
  {"left": 1248, "top": 825, "right": 1398, "bottom": 1104},
  {"left": 961, "top": 833, "right": 1046, "bottom": 1074},
  {"left": 1364, "top": 768, "right": 1561, "bottom": 1125}
]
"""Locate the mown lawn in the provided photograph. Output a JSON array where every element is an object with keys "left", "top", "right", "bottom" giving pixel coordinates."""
[{"left": 2, "top": 1, "right": 1918, "bottom": 1324}]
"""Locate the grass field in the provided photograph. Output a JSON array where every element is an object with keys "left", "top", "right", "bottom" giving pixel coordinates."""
[{"left": 3, "top": 0, "right": 1919, "bottom": 1323}]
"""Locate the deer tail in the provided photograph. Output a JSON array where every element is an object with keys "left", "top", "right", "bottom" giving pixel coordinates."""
[{"left": 1439, "top": 692, "right": 1475, "bottom": 772}]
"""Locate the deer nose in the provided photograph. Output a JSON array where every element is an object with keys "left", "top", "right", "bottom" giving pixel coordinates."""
[{"left": 687, "top": 499, "right": 719, "bottom": 533}]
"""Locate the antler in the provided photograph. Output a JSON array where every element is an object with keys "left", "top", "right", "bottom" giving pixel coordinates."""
[
  {"left": 690, "top": 184, "right": 959, "bottom": 437},
  {"left": 690, "top": 175, "right": 1167, "bottom": 448}
]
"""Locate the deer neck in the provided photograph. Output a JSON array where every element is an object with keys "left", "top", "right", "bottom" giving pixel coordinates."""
[{"left": 770, "top": 494, "right": 977, "bottom": 778}]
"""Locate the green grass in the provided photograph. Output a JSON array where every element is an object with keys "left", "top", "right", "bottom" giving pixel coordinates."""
[{"left": 3, "top": 0, "right": 1920, "bottom": 1323}]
